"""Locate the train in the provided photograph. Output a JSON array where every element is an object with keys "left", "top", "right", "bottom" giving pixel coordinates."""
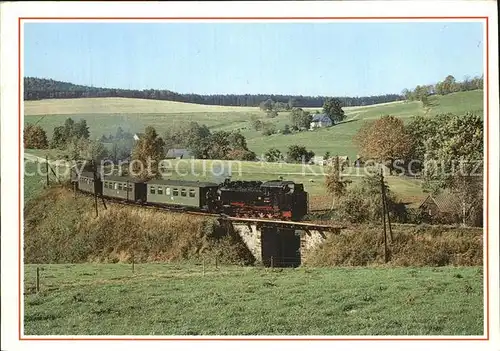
[{"left": 74, "top": 170, "right": 309, "bottom": 221}]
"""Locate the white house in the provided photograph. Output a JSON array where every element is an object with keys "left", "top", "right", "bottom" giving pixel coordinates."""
[
  {"left": 310, "top": 114, "right": 333, "bottom": 129},
  {"left": 166, "top": 148, "right": 192, "bottom": 159},
  {"left": 133, "top": 133, "right": 144, "bottom": 141}
]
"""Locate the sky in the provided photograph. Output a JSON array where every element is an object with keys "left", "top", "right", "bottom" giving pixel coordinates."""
[{"left": 23, "top": 21, "right": 484, "bottom": 96}]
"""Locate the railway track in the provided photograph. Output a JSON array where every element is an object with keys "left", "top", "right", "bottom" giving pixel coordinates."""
[
  {"left": 73, "top": 187, "right": 344, "bottom": 230},
  {"left": 76, "top": 188, "right": 222, "bottom": 218}
]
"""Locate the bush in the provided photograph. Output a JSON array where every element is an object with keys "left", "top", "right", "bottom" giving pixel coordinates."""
[
  {"left": 24, "top": 187, "right": 255, "bottom": 265},
  {"left": 24, "top": 124, "right": 49, "bottom": 149},
  {"left": 334, "top": 175, "right": 409, "bottom": 223},
  {"left": 304, "top": 225, "right": 482, "bottom": 267}
]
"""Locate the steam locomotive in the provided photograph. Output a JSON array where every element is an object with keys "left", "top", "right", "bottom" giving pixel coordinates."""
[{"left": 75, "top": 172, "right": 309, "bottom": 221}]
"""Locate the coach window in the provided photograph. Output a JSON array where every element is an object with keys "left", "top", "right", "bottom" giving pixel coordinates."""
[
  {"left": 173, "top": 188, "right": 179, "bottom": 196},
  {"left": 150, "top": 186, "right": 156, "bottom": 195},
  {"left": 181, "top": 188, "right": 187, "bottom": 197},
  {"left": 158, "top": 186, "right": 163, "bottom": 195},
  {"left": 189, "top": 189, "right": 196, "bottom": 198},
  {"left": 166, "top": 187, "right": 171, "bottom": 196},
  {"left": 118, "top": 183, "right": 123, "bottom": 191}
]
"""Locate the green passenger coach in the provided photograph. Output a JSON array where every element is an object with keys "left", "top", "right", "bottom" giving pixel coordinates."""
[
  {"left": 102, "top": 176, "right": 147, "bottom": 202},
  {"left": 145, "top": 179, "right": 219, "bottom": 209}
]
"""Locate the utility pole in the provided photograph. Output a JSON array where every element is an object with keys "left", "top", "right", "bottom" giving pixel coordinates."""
[
  {"left": 93, "top": 160, "right": 99, "bottom": 218},
  {"left": 380, "top": 170, "right": 389, "bottom": 263},
  {"left": 381, "top": 173, "right": 393, "bottom": 242},
  {"left": 46, "top": 155, "right": 49, "bottom": 187}
]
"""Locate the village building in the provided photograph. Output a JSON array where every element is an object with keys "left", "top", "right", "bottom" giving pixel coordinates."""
[
  {"left": 418, "top": 191, "right": 461, "bottom": 224},
  {"left": 165, "top": 148, "right": 192, "bottom": 159},
  {"left": 309, "top": 114, "right": 333, "bottom": 129}
]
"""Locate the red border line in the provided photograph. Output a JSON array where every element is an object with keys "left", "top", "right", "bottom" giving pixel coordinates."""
[
  {"left": 18, "top": 16, "right": 22, "bottom": 342},
  {"left": 20, "top": 16, "right": 488, "bottom": 20},
  {"left": 18, "top": 16, "right": 490, "bottom": 342},
  {"left": 484, "top": 15, "right": 489, "bottom": 341}
]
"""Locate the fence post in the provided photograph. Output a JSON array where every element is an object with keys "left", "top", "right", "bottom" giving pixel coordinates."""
[
  {"left": 270, "top": 256, "right": 274, "bottom": 269},
  {"left": 45, "top": 156, "right": 49, "bottom": 187},
  {"left": 202, "top": 257, "right": 206, "bottom": 276},
  {"left": 215, "top": 256, "right": 218, "bottom": 270},
  {"left": 36, "top": 267, "right": 40, "bottom": 293},
  {"left": 132, "top": 252, "right": 135, "bottom": 274}
]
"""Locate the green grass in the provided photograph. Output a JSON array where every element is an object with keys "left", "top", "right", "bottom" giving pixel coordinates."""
[
  {"left": 24, "top": 90, "right": 483, "bottom": 161},
  {"left": 23, "top": 90, "right": 483, "bottom": 207},
  {"left": 23, "top": 160, "right": 48, "bottom": 204},
  {"left": 24, "top": 263, "right": 484, "bottom": 336}
]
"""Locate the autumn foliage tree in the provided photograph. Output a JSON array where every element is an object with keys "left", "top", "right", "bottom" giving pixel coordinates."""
[
  {"left": 354, "top": 115, "right": 413, "bottom": 175},
  {"left": 24, "top": 124, "right": 49, "bottom": 149},
  {"left": 131, "top": 126, "right": 166, "bottom": 181}
]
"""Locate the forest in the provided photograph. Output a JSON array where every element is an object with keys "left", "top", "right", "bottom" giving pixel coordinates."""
[{"left": 24, "top": 77, "right": 403, "bottom": 107}]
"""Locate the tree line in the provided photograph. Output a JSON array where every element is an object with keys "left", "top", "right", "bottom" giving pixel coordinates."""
[
  {"left": 402, "top": 75, "right": 483, "bottom": 103},
  {"left": 24, "top": 77, "right": 403, "bottom": 107}
]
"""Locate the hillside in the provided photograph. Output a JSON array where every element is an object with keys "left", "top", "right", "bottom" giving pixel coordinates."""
[{"left": 24, "top": 89, "right": 484, "bottom": 161}]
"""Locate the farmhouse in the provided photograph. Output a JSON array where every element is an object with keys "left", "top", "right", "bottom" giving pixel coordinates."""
[
  {"left": 309, "top": 114, "right": 333, "bottom": 129},
  {"left": 133, "top": 133, "right": 144, "bottom": 141},
  {"left": 165, "top": 148, "right": 192, "bottom": 159},
  {"left": 418, "top": 191, "right": 461, "bottom": 223},
  {"left": 354, "top": 156, "right": 364, "bottom": 167}
]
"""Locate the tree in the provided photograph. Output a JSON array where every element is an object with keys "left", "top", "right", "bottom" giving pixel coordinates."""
[
  {"left": 50, "top": 126, "right": 66, "bottom": 149},
  {"left": 401, "top": 88, "right": 411, "bottom": 101},
  {"left": 131, "top": 126, "right": 166, "bottom": 181},
  {"left": 81, "top": 139, "right": 108, "bottom": 163},
  {"left": 422, "top": 112, "right": 483, "bottom": 226},
  {"left": 115, "top": 126, "right": 125, "bottom": 140},
  {"left": 264, "top": 148, "right": 283, "bottom": 162},
  {"left": 266, "top": 110, "right": 278, "bottom": 118},
  {"left": 325, "top": 156, "right": 347, "bottom": 209},
  {"left": 261, "top": 122, "right": 276, "bottom": 136},
  {"left": 207, "top": 131, "right": 231, "bottom": 160},
  {"left": 74, "top": 119, "right": 90, "bottom": 139},
  {"left": 110, "top": 138, "right": 134, "bottom": 162},
  {"left": 286, "top": 145, "right": 315, "bottom": 163},
  {"left": 228, "top": 130, "right": 248, "bottom": 151},
  {"left": 250, "top": 117, "right": 264, "bottom": 131},
  {"left": 324, "top": 151, "right": 331, "bottom": 161},
  {"left": 354, "top": 115, "right": 414, "bottom": 175},
  {"left": 164, "top": 122, "right": 211, "bottom": 159},
  {"left": 259, "top": 99, "right": 274, "bottom": 111},
  {"left": 323, "top": 98, "right": 345, "bottom": 124},
  {"left": 226, "top": 149, "right": 257, "bottom": 161},
  {"left": 290, "top": 107, "right": 313, "bottom": 130},
  {"left": 23, "top": 124, "right": 48, "bottom": 149},
  {"left": 282, "top": 124, "right": 291, "bottom": 135}
]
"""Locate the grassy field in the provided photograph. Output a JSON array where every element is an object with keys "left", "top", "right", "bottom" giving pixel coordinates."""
[
  {"left": 22, "top": 90, "right": 483, "bottom": 207},
  {"left": 23, "top": 263, "right": 483, "bottom": 336},
  {"left": 24, "top": 90, "right": 483, "bottom": 161}
]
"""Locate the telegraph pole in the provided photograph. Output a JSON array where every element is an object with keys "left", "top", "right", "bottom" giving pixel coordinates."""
[
  {"left": 381, "top": 174, "right": 393, "bottom": 242},
  {"left": 45, "top": 155, "right": 49, "bottom": 187},
  {"left": 380, "top": 170, "right": 388, "bottom": 263}
]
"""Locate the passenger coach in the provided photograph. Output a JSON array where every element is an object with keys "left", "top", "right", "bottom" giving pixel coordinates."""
[{"left": 145, "top": 179, "right": 219, "bottom": 210}]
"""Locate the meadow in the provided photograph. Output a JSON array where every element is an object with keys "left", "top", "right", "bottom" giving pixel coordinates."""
[
  {"left": 23, "top": 263, "right": 483, "bottom": 336},
  {"left": 24, "top": 90, "right": 483, "bottom": 160},
  {"left": 22, "top": 90, "right": 483, "bottom": 208}
]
